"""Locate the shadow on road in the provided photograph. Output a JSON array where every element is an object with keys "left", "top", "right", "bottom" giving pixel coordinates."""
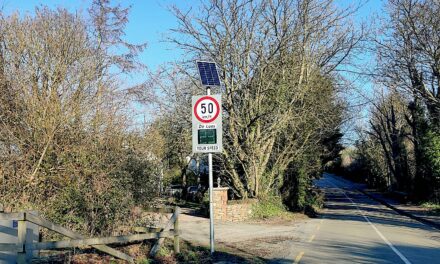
[
  {"left": 321, "top": 204, "right": 435, "bottom": 232},
  {"left": 318, "top": 181, "right": 437, "bottom": 233}
]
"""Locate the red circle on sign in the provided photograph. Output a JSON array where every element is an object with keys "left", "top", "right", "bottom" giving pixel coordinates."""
[{"left": 194, "top": 96, "right": 220, "bottom": 123}]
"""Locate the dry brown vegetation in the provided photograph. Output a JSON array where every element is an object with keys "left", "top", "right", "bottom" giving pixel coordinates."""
[{"left": 0, "top": 1, "right": 161, "bottom": 236}]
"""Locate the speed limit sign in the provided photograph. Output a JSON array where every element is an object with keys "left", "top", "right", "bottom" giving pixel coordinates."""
[
  {"left": 192, "top": 94, "right": 222, "bottom": 153},
  {"left": 194, "top": 96, "right": 220, "bottom": 123}
]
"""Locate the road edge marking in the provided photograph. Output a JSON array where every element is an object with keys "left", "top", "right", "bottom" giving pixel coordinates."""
[{"left": 327, "top": 178, "right": 412, "bottom": 264}]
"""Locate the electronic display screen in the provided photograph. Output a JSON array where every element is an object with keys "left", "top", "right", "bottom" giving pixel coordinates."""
[{"left": 198, "top": 129, "right": 217, "bottom": 144}]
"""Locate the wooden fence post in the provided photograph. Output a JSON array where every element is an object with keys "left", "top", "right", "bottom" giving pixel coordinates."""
[
  {"left": 173, "top": 206, "right": 180, "bottom": 254},
  {"left": 150, "top": 207, "right": 180, "bottom": 257},
  {"left": 17, "top": 213, "right": 27, "bottom": 264}
]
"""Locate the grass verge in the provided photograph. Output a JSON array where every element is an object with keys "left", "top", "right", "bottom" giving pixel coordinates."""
[
  {"left": 32, "top": 238, "right": 265, "bottom": 264},
  {"left": 421, "top": 202, "right": 440, "bottom": 216}
]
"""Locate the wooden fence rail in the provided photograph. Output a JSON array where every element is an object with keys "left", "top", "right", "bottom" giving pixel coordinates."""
[
  {"left": 0, "top": 206, "right": 180, "bottom": 263},
  {"left": 31, "top": 231, "right": 178, "bottom": 250}
]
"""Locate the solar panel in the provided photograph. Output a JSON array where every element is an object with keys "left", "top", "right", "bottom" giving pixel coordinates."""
[{"left": 196, "top": 61, "right": 221, "bottom": 86}]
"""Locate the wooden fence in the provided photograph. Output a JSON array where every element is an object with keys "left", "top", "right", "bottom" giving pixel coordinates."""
[{"left": 0, "top": 206, "right": 180, "bottom": 263}]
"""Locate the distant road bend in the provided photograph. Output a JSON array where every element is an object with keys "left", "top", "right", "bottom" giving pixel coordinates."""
[{"left": 270, "top": 173, "right": 440, "bottom": 264}]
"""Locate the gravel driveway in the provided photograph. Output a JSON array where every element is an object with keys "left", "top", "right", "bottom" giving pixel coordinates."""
[{"left": 179, "top": 208, "right": 310, "bottom": 261}]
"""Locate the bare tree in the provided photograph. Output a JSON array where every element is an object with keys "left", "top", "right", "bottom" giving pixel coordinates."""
[
  {"left": 375, "top": 0, "right": 440, "bottom": 125},
  {"left": 371, "top": 0, "right": 440, "bottom": 200},
  {"left": 368, "top": 90, "right": 412, "bottom": 191},
  {"left": 168, "top": 0, "right": 363, "bottom": 198}
]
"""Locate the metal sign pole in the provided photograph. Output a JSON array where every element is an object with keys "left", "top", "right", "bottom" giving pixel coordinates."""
[
  {"left": 194, "top": 61, "right": 221, "bottom": 255},
  {"left": 206, "top": 86, "right": 215, "bottom": 254},
  {"left": 208, "top": 152, "right": 214, "bottom": 254}
]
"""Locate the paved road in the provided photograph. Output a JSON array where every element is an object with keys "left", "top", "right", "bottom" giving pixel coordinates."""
[
  {"left": 179, "top": 173, "right": 440, "bottom": 263},
  {"left": 270, "top": 173, "right": 440, "bottom": 264}
]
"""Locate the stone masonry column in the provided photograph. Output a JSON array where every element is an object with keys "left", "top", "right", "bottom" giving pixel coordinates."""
[{"left": 212, "top": 187, "right": 229, "bottom": 221}]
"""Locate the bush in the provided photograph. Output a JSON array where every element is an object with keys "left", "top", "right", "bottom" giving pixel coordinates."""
[
  {"left": 251, "top": 195, "right": 286, "bottom": 219},
  {"left": 420, "top": 130, "right": 440, "bottom": 202},
  {"left": 48, "top": 176, "right": 133, "bottom": 236},
  {"left": 304, "top": 189, "right": 324, "bottom": 217},
  {"left": 199, "top": 191, "right": 210, "bottom": 216},
  {"left": 421, "top": 202, "right": 440, "bottom": 215}
]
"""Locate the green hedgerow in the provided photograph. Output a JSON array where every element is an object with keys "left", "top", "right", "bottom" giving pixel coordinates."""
[{"left": 251, "top": 195, "right": 286, "bottom": 219}]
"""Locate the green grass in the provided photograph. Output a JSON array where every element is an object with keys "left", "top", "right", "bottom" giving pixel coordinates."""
[{"left": 421, "top": 202, "right": 440, "bottom": 215}]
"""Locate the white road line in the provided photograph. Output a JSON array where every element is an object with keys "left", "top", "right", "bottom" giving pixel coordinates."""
[{"left": 325, "top": 178, "right": 412, "bottom": 264}]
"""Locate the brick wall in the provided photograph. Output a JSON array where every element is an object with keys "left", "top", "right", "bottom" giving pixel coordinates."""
[{"left": 212, "top": 188, "right": 257, "bottom": 222}]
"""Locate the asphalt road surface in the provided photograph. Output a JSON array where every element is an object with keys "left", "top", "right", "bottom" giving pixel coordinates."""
[{"left": 270, "top": 173, "right": 440, "bottom": 264}]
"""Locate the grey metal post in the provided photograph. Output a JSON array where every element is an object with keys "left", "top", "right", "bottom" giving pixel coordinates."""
[
  {"left": 207, "top": 86, "right": 215, "bottom": 254},
  {"left": 208, "top": 153, "right": 214, "bottom": 254}
]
